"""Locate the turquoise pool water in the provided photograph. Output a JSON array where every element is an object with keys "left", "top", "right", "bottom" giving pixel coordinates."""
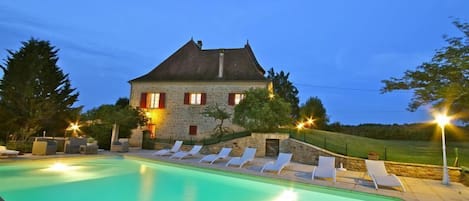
[{"left": 0, "top": 157, "right": 400, "bottom": 201}]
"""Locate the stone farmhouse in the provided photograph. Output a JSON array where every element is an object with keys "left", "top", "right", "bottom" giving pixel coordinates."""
[{"left": 129, "top": 39, "right": 270, "bottom": 141}]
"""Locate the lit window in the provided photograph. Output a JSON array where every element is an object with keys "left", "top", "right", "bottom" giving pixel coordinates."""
[
  {"left": 190, "top": 93, "right": 202, "bottom": 105},
  {"left": 140, "top": 92, "right": 165, "bottom": 109},
  {"left": 234, "top": 93, "right": 245, "bottom": 105},
  {"left": 228, "top": 93, "right": 245, "bottom": 105},
  {"left": 184, "top": 93, "right": 206, "bottom": 105},
  {"left": 149, "top": 93, "right": 160, "bottom": 108}
]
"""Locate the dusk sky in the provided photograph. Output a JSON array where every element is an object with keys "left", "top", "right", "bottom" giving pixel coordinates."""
[{"left": 1, "top": 1, "right": 468, "bottom": 125}]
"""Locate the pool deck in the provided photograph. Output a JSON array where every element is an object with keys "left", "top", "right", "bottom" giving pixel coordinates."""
[{"left": 2, "top": 149, "right": 468, "bottom": 201}]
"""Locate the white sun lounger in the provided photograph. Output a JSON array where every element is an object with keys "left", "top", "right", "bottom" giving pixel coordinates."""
[
  {"left": 226, "top": 147, "right": 257, "bottom": 168},
  {"left": 0, "top": 146, "right": 19, "bottom": 158},
  {"left": 199, "top": 147, "right": 232, "bottom": 164},
  {"left": 170, "top": 145, "right": 202, "bottom": 159},
  {"left": 152, "top": 140, "right": 183, "bottom": 156},
  {"left": 260, "top": 153, "right": 292, "bottom": 175},
  {"left": 312, "top": 156, "right": 336, "bottom": 182},
  {"left": 365, "top": 160, "right": 406, "bottom": 192}
]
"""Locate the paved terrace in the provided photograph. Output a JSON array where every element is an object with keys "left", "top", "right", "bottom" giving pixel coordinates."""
[{"left": 2, "top": 149, "right": 468, "bottom": 201}]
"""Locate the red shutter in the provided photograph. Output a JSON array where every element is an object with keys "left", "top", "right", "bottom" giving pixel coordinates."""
[
  {"left": 184, "top": 93, "right": 190, "bottom": 104},
  {"left": 201, "top": 93, "right": 207, "bottom": 105},
  {"left": 159, "top": 93, "right": 165, "bottom": 108},
  {"left": 140, "top": 93, "right": 147, "bottom": 108},
  {"left": 189, "top": 125, "right": 197, "bottom": 135},
  {"left": 228, "top": 93, "right": 235, "bottom": 106}
]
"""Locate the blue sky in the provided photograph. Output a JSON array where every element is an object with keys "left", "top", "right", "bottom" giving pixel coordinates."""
[{"left": 1, "top": 1, "right": 468, "bottom": 125}]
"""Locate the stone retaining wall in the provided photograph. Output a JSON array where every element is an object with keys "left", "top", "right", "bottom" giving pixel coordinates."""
[
  {"left": 153, "top": 133, "right": 463, "bottom": 182},
  {"left": 284, "top": 139, "right": 462, "bottom": 182},
  {"left": 154, "top": 132, "right": 289, "bottom": 157}
]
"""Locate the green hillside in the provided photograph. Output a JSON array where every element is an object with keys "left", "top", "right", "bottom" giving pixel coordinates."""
[{"left": 287, "top": 128, "right": 468, "bottom": 167}]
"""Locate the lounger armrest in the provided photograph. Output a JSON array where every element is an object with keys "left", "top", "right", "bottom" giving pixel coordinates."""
[
  {"left": 390, "top": 174, "right": 406, "bottom": 192},
  {"left": 311, "top": 166, "right": 317, "bottom": 179},
  {"left": 369, "top": 173, "right": 379, "bottom": 190}
]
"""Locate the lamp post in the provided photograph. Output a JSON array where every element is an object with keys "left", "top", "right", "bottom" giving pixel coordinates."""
[{"left": 435, "top": 113, "right": 450, "bottom": 185}]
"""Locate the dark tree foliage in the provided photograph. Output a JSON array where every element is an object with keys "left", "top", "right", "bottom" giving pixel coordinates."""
[
  {"left": 267, "top": 68, "right": 300, "bottom": 119},
  {"left": 299, "top": 96, "right": 329, "bottom": 129},
  {"left": 382, "top": 20, "right": 469, "bottom": 122},
  {"left": 115, "top": 97, "right": 129, "bottom": 108},
  {"left": 80, "top": 98, "right": 147, "bottom": 150},
  {"left": 233, "top": 88, "right": 291, "bottom": 132},
  {"left": 0, "top": 38, "right": 80, "bottom": 141}
]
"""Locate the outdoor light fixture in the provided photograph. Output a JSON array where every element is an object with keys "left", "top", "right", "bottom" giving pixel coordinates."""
[
  {"left": 70, "top": 123, "right": 79, "bottom": 131},
  {"left": 434, "top": 112, "right": 451, "bottom": 185},
  {"left": 68, "top": 122, "right": 80, "bottom": 137},
  {"left": 269, "top": 93, "right": 275, "bottom": 99},
  {"left": 306, "top": 117, "right": 314, "bottom": 126},
  {"left": 307, "top": 118, "right": 313, "bottom": 125},
  {"left": 296, "top": 122, "right": 304, "bottom": 130}
]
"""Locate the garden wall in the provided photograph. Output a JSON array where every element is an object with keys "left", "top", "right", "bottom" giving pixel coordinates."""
[
  {"left": 154, "top": 133, "right": 289, "bottom": 157},
  {"left": 284, "top": 138, "right": 462, "bottom": 182},
  {"left": 154, "top": 133, "right": 463, "bottom": 182}
]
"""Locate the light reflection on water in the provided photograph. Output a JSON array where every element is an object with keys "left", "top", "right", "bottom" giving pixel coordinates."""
[{"left": 272, "top": 189, "right": 298, "bottom": 201}]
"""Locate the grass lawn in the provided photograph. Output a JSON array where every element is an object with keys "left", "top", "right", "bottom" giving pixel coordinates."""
[{"left": 288, "top": 128, "right": 469, "bottom": 167}]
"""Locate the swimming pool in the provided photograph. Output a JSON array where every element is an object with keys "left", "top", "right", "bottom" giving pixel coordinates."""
[{"left": 0, "top": 157, "right": 400, "bottom": 201}]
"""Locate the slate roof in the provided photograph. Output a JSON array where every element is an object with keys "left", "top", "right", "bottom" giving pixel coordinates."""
[{"left": 130, "top": 40, "right": 267, "bottom": 82}]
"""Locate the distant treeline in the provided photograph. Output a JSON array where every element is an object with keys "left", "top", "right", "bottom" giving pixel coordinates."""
[{"left": 327, "top": 123, "right": 469, "bottom": 141}]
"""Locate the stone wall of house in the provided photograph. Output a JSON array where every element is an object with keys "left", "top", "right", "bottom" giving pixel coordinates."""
[
  {"left": 284, "top": 139, "right": 462, "bottom": 182},
  {"left": 130, "top": 81, "right": 269, "bottom": 140}
]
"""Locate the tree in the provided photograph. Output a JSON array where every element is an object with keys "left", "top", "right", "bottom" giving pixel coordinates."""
[
  {"left": 0, "top": 38, "right": 80, "bottom": 141},
  {"left": 201, "top": 104, "right": 232, "bottom": 139},
  {"left": 382, "top": 20, "right": 469, "bottom": 122},
  {"left": 267, "top": 68, "right": 300, "bottom": 119},
  {"left": 299, "top": 96, "right": 329, "bottom": 129},
  {"left": 233, "top": 88, "right": 291, "bottom": 132},
  {"left": 80, "top": 98, "right": 147, "bottom": 150}
]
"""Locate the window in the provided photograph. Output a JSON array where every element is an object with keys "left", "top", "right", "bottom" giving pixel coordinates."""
[
  {"left": 189, "top": 125, "right": 197, "bottom": 135},
  {"left": 184, "top": 93, "right": 206, "bottom": 105},
  {"left": 228, "top": 93, "right": 245, "bottom": 105},
  {"left": 191, "top": 93, "right": 201, "bottom": 104},
  {"left": 140, "top": 92, "right": 165, "bottom": 108},
  {"left": 148, "top": 93, "right": 160, "bottom": 108}
]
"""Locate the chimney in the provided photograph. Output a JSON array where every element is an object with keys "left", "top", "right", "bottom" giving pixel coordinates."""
[
  {"left": 218, "top": 50, "right": 224, "bottom": 78},
  {"left": 197, "top": 40, "right": 203, "bottom": 49}
]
